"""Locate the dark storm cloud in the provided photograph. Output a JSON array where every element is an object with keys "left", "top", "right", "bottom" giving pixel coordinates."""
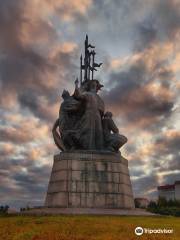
[
  {"left": 155, "top": 0, "right": 180, "bottom": 38},
  {"left": 0, "top": 0, "right": 55, "bottom": 101},
  {"left": 0, "top": 154, "right": 51, "bottom": 207},
  {"left": 156, "top": 132, "right": 180, "bottom": 153},
  {"left": 132, "top": 175, "right": 159, "bottom": 198},
  {"left": 18, "top": 92, "right": 54, "bottom": 122},
  {"left": 134, "top": 0, "right": 180, "bottom": 51},
  {"left": 12, "top": 165, "right": 49, "bottom": 194},
  {"left": 163, "top": 172, "right": 180, "bottom": 185},
  {"left": 88, "top": 0, "right": 151, "bottom": 35},
  {"left": 0, "top": 51, "right": 56, "bottom": 96},
  {"left": 103, "top": 60, "right": 146, "bottom": 104},
  {"left": 153, "top": 131, "right": 180, "bottom": 172},
  {"left": 0, "top": 0, "right": 79, "bottom": 121},
  {"left": 101, "top": 0, "right": 180, "bottom": 132},
  {"left": 154, "top": 133, "right": 180, "bottom": 161},
  {"left": 0, "top": 0, "right": 56, "bottom": 49},
  {"left": 167, "top": 155, "right": 180, "bottom": 172},
  {"left": 130, "top": 169, "right": 145, "bottom": 178},
  {"left": 0, "top": 154, "right": 34, "bottom": 173},
  {"left": 102, "top": 0, "right": 179, "bottom": 195},
  {"left": 129, "top": 159, "right": 145, "bottom": 167},
  {"left": 134, "top": 17, "right": 157, "bottom": 51},
  {"left": 103, "top": 60, "right": 174, "bottom": 126}
]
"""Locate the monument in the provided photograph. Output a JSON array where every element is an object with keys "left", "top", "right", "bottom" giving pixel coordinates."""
[{"left": 45, "top": 35, "right": 134, "bottom": 209}]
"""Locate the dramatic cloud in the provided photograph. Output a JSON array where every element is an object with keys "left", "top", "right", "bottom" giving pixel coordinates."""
[
  {"left": 103, "top": 54, "right": 175, "bottom": 136},
  {"left": 0, "top": 0, "right": 80, "bottom": 116},
  {"left": 0, "top": 0, "right": 179, "bottom": 207}
]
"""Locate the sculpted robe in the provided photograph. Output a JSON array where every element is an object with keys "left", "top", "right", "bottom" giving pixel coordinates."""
[{"left": 74, "top": 89, "right": 104, "bottom": 150}]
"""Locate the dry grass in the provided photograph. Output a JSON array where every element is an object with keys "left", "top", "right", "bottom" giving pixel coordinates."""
[{"left": 0, "top": 215, "right": 179, "bottom": 240}]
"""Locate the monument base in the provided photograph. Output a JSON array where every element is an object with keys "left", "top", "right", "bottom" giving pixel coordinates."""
[{"left": 45, "top": 151, "right": 134, "bottom": 209}]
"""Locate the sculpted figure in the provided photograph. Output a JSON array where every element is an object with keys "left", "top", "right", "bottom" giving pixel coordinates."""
[
  {"left": 102, "top": 112, "right": 127, "bottom": 152},
  {"left": 52, "top": 90, "right": 82, "bottom": 151},
  {"left": 74, "top": 80, "right": 104, "bottom": 150},
  {"left": 52, "top": 36, "right": 128, "bottom": 153},
  {"left": 59, "top": 90, "right": 82, "bottom": 150}
]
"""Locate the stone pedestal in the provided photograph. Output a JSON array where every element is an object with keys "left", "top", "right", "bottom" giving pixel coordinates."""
[{"left": 45, "top": 151, "right": 134, "bottom": 209}]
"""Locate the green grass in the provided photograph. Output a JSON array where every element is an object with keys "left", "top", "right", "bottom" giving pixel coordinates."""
[{"left": 0, "top": 215, "right": 179, "bottom": 240}]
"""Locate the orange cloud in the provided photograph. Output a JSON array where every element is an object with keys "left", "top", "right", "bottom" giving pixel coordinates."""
[
  {"left": 0, "top": 142, "right": 15, "bottom": 156},
  {"left": 163, "top": 129, "right": 180, "bottom": 139},
  {"left": 0, "top": 115, "right": 49, "bottom": 144},
  {"left": 41, "top": 0, "right": 92, "bottom": 21}
]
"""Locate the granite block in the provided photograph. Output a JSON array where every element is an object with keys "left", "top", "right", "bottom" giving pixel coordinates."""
[{"left": 45, "top": 152, "right": 134, "bottom": 209}]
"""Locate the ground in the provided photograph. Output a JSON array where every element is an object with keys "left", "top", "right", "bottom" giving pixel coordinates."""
[{"left": 0, "top": 215, "right": 179, "bottom": 240}]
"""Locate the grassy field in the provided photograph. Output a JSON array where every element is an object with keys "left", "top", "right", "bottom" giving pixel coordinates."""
[{"left": 0, "top": 215, "right": 179, "bottom": 240}]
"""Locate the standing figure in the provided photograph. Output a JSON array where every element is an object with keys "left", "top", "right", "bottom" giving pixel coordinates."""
[{"left": 74, "top": 80, "right": 104, "bottom": 150}]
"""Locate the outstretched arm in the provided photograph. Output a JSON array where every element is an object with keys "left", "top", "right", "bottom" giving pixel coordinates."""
[
  {"left": 52, "top": 118, "right": 59, "bottom": 132},
  {"left": 52, "top": 118, "right": 66, "bottom": 151}
]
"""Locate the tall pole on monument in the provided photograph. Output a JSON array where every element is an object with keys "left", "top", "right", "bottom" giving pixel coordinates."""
[
  {"left": 92, "top": 50, "right": 95, "bottom": 81},
  {"left": 80, "top": 55, "right": 82, "bottom": 86},
  {"left": 84, "top": 34, "right": 88, "bottom": 82}
]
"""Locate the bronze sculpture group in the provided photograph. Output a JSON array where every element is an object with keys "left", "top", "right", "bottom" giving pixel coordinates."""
[{"left": 53, "top": 35, "right": 127, "bottom": 152}]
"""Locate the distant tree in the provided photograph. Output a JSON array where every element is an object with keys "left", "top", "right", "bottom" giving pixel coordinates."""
[
  {"left": 158, "top": 197, "right": 168, "bottom": 207},
  {"left": 26, "top": 205, "right": 30, "bottom": 210},
  {"left": 0, "top": 205, "right": 9, "bottom": 214},
  {"left": 147, "top": 198, "right": 180, "bottom": 216},
  {"left": 148, "top": 200, "right": 157, "bottom": 209},
  {"left": 134, "top": 199, "right": 140, "bottom": 208},
  {"left": 168, "top": 199, "right": 175, "bottom": 207}
]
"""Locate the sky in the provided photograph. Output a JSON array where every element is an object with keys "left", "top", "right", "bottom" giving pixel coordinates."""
[{"left": 0, "top": 0, "right": 179, "bottom": 209}]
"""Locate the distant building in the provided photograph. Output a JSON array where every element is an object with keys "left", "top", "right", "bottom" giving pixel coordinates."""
[
  {"left": 8, "top": 208, "right": 18, "bottom": 214},
  {"left": 134, "top": 198, "right": 149, "bottom": 208},
  {"left": 157, "top": 181, "right": 180, "bottom": 200},
  {"left": 175, "top": 181, "right": 180, "bottom": 200}
]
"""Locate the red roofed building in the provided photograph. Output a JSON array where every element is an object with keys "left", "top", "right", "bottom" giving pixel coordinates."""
[{"left": 158, "top": 181, "right": 180, "bottom": 200}]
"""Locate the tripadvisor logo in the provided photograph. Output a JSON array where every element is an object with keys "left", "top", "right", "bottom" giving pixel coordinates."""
[
  {"left": 135, "top": 227, "right": 143, "bottom": 236},
  {"left": 135, "top": 226, "right": 173, "bottom": 236}
]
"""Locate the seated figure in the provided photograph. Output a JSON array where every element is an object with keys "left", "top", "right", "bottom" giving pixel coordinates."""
[{"left": 102, "top": 112, "right": 127, "bottom": 152}]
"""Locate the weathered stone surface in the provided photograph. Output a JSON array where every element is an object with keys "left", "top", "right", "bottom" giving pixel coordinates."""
[
  {"left": 123, "top": 195, "right": 135, "bottom": 208},
  {"left": 117, "top": 194, "right": 124, "bottom": 208},
  {"left": 47, "top": 181, "right": 67, "bottom": 193},
  {"left": 71, "top": 171, "right": 82, "bottom": 181},
  {"left": 118, "top": 183, "right": 133, "bottom": 196},
  {"left": 94, "top": 193, "right": 106, "bottom": 207},
  {"left": 50, "top": 170, "right": 67, "bottom": 182},
  {"left": 80, "top": 193, "right": 87, "bottom": 207},
  {"left": 52, "top": 160, "right": 67, "bottom": 171},
  {"left": 46, "top": 192, "right": 68, "bottom": 207},
  {"left": 69, "top": 181, "right": 77, "bottom": 192},
  {"left": 69, "top": 193, "right": 81, "bottom": 207},
  {"left": 45, "top": 152, "right": 135, "bottom": 209},
  {"left": 105, "top": 194, "right": 116, "bottom": 208},
  {"left": 86, "top": 193, "right": 94, "bottom": 207}
]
